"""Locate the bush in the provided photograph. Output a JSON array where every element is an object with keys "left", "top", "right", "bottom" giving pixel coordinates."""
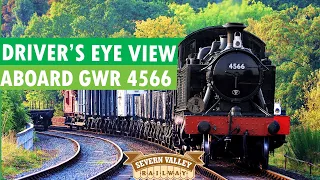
[
  {"left": 288, "top": 127, "right": 320, "bottom": 164},
  {"left": 2, "top": 91, "right": 30, "bottom": 134}
]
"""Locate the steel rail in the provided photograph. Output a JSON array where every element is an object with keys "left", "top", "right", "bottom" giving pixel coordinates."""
[{"left": 263, "top": 169, "right": 295, "bottom": 180}]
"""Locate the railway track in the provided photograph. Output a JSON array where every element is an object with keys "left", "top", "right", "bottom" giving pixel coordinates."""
[
  {"left": 17, "top": 130, "right": 123, "bottom": 180},
  {"left": 208, "top": 159, "right": 295, "bottom": 180},
  {"left": 113, "top": 132, "right": 294, "bottom": 180},
  {"left": 48, "top": 126, "right": 295, "bottom": 180},
  {"left": 46, "top": 130, "right": 124, "bottom": 180},
  {"left": 16, "top": 132, "right": 81, "bottom": 180},
  {"left": 48, "top": 127, "right": 219, "bottom": 179},
  {"left": 263, "top": 170, "right": 295, "bottom": 180}
]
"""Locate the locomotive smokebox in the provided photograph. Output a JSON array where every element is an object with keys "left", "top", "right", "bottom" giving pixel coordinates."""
[{"left": 223, "top": 22, "right": 246, "bottom": 49}]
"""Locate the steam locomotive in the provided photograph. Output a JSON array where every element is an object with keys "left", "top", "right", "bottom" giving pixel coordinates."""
[{"left": 63, "top": 23, "right": 290, "bottom": 169}]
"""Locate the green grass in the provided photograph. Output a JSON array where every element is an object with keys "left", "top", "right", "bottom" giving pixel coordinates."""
[
  {"left": 33, "top": 132, "right": 40, "bottom": 142},
  {"left": 269, "top": 128, "right": 320, "bottom": 180},
  {"left": 269, "top": 145, "right": 286, "bottom": 168},
  {"left": 288, "top": 127, "right": 320, "bottom": 163},
  {"left": 2, "top": 134, "right": 50, "bottom": 179}
]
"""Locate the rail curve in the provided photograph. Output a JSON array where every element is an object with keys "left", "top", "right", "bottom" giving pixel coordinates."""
[{"left": 47, "top": 130, "right": 124, "bottom": 180}]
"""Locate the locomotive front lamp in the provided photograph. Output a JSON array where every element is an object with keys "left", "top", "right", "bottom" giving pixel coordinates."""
[{"left": 274, "top": 103, "right": 282, "bottom": 115}]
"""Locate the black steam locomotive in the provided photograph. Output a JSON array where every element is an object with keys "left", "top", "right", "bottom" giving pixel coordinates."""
[
  {"left": 65, "top": 22, "right": 290, "bottom": 169},
  {"left": 174, "top": 22, "right": 290, "bottom": 167}
]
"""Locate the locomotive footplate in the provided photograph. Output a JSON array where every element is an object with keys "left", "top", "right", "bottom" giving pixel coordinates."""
[{"left": 184, "top": 115, "right": 290, "bottom": 136}]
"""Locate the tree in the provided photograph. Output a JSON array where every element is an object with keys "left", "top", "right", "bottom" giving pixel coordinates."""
[
  {"left": 32, "top": 0, "right": 49, "bottom": 16},
  {"left": 24, "top": 2, "right": 74, "bottom": 38},
  {"left": 11, "top": 22, "right": 26, "bottom": 37},
  {"left": 2, "top": 0, "right": 49, "bottom": 36},
  {"left": 297, "top": 70, "right": 320, "bottom": 130},
  {"left": 2, "top": 91, "right": 29, "bottom": 134},
  {"left": 22, "top": 0, "right": 169, "bottom": 38},
  {"left": 13, "top": 0, "right": 35, "bottom": 25},
  {"left": 2, "top": 0, "right": 16, "bottom": 36},
  {"left": 134, "top": 16, "right": 186, "bottom": 38},
  {"left": 104, "top": 0, "right": 169, "bottom": 35},
  {"left": 178, "top": 0, "right": 222, "bottom": 10},
  {"left": 257, "top": 0, "right": 320, "bottom": 10},
  {"left": 110, "top": 28, "right": 133, "bottom": 38},
  {"left": 246, "top": 5, "right": 320, "bottom": 117},
  {"left": 24, "top": 13, "right": 54, "bottom": 37},
  {"left": 70, "top": 2, "right": 109, "bottom": 37},
  {"left": 169, "top": 0, "right": 273, "bottom": 33}
]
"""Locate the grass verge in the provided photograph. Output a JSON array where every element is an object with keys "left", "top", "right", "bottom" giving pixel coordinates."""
[
  {"left": 2, "top": 133, "right": 50, "bottom": 179},
  {"left": 269, "top": 140, "right": 320, "bottom": 179}
]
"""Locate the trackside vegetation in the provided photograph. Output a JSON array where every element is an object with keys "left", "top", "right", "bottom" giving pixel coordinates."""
[{"left": 2, "top": 133, "right": 49, "bottom": 178}]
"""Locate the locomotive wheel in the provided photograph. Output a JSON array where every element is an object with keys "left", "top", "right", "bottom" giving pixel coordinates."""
[{"left": 202, "top": 134, "right": 210, "bottom": 167}]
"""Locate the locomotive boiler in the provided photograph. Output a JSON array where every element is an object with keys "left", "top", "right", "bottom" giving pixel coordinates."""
[{"left": 174, "top": 22, "right": 290, "bottom": 167}]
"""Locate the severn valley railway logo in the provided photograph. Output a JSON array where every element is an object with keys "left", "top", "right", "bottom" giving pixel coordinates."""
[{"left": 123, "top": 151, "right": 204, "bottom": 179}]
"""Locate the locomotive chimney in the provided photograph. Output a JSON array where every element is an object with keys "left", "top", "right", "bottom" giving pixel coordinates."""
[
  {"left": 219, "top": 35, "right": 227, "bottom": 50},
  {"left": 223, "top": 22, "right": 246, "bottom": 49}
]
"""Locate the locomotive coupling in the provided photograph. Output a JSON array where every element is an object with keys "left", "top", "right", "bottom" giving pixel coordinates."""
[
  {"left": 268, "top": 121, "right": 280, "bottom": 135},
  {"left": 197, "top": 121, "right": 211, "bottom": 134}
]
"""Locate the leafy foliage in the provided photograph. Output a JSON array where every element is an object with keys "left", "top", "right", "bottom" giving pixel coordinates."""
[
  {"left": 297, "top": 70, "right": 320, "bottom": 130},
  {"left": 247, "top": 5, "right": 320, "bottom": 116},
  {"left": 168, "top": 0, "right": 222, "bottom": 10},
  {"left": 104, "top": 0, "right": 169, "bottom": 34},
  {"left": 32, "top": 0, "right": 49, "bottom": 16},
  {"left": 134, "top": 16, "right": 186, "bottom": 38},
  {"left": 1, "top": 91, "right": 29, "bottom": 134},
  {"left": 169, "top": 0, "right": 273, "bottom": 33},
  {"left": 1, "top": 0, "right": 49, "bottom": 37},
  {"left": 13, "top": 0, "right": 35, "bottom": 24},
  {"left": 24, "top": 13, "right": 56, "bottom": 37},
  {"left": 109, "top": 29, "right": 133, "bottom": 38},
  {"left": 257, "top": 0, "right": 320, "bottom": 10},
  {"left": 11, "top": 22, "right": 25, "bottom": 37},
  {"left": 24, "top": 0, "right": 169, "bottom": 38},
  {"left": 2, "top": 0, "right": 16, "bottom": 36}
]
